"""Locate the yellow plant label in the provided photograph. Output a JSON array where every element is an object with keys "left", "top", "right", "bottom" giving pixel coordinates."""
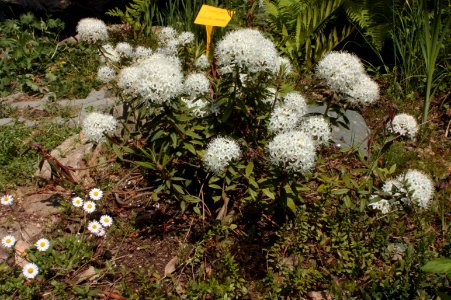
[{"left": 194, "top": 4, "right": 234, "bottom": 27}]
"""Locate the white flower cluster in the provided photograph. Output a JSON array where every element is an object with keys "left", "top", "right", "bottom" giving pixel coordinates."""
[
  {"left": 267, "top": 130, "right": 316, "bottom": 173},
  {"left": 299, "top": 116, "right": 331, "bottom": 145},
  {"left": 184, "top": 73, "right": 210, "bottom": 98},
  {"left": 275, "top": 56, "right": 292, "bottom": 76},
  {"left": 262, "top": 87, "right": 278, "bottom": 105},
  {"left": 76, "top": 18, "right": 108, "bottom": 43},
  {"left": 345, "top": 75, "right": 380, "bottom": 106},
  {"left": 156, "top": 27, "right": 195, "bottom": 56},
  {"left": 316, "top": 51, "right": 379, "bottom": 106},
  {"left": 215, "top": 29, "right": 279, "bottom": 74},
  {"left": 117, "top": 66, "right": 141, "bottom": 96},
  {"left": 133, "top": 46, "right": 153, "bottom": 60},
  {"left": 368, "top": 198, "right": 390, "bottom": 214},
  {"left": 82, "top": 112, "right": 117, "bottom": 143},
  {"left": 117, "top": 53, "right": 183, "bottom": 105},
  {"left": 157, "top": 27, "right": 178, "bottom": 45},
  {"left": 268, "top": 92, "right": 307, "bottom": 133},
  {"left": 388, "top": 113, "right": 419, "bottom": 139},
  {"left": 177, "top": 31, "right": 195, "bottom": 46},
  {"left": 195, "top": 54, "right": 209, "bottom": 69},
  {"left": 100, "top": 44, "right": 120, "bottom": 63},
  {"left": 115, "top": 42, "right": 134, "bottom": 58},
  {"left": 268, "top": 106, "right": 300, "bottom": 134},
  {"left": 203, "top": 137, "right": 241, "bottom": 174},
  {"left": 97, "top": 65, "right": 116, "bottom": 83},
  {"left": 370, "top": 169, "right": 434, "bottom": 213},
  {"left": 182, "top": 98, "right": 210, "bottom": 118}
]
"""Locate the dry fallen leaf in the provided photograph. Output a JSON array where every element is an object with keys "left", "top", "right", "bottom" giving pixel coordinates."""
[{"left": 164, "top": 256, "right": 178, "bottom": 276}]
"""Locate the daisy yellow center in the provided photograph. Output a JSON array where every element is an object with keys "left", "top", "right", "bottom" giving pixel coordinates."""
[
  {"left": 88, "top": 204, "right": 92, "bottom": 208},
  {"left": 94, "top": 191, "right": 99, "bottom": 196},
  {"left": 104, "top": 218, "right": 109, "bottom": 223},
  {"left": 6, "top": 239, "right": 11, "bottom": 243},
  {"left": 27, "top": 268, "right": 34, "bottom": 273},
  {"left": 76, "top": 200, "right": 81, "bottom": 203},
  {"left": 40, "top": 242, "right": 46, "bottom": 247},
  {"left": 93, "top": 225, "right": 97, "bottom": 229}
]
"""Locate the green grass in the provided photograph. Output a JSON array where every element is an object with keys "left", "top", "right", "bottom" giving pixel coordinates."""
[{"left": 0, "top": 121, "right": 78, "bottom": 191}]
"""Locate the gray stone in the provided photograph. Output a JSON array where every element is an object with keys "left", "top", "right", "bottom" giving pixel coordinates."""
[
  {"left": 307, "top": 104, "right": 370, "bottom": 156},
  {"left": 0, "top": 118, "right": 14, "bottom": 126},
  {"left": 23, "top": 194, "right": 61, "bottom": 216}
]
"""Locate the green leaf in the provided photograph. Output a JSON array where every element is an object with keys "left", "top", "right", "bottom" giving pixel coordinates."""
[
  {"left": 286, "top": 198, "right": 297, "bottom": 214},
  {"left": 245, "top": 161, "right": 254, "bottom": 177},
  {"left": 183, "top": 142, "right": 196, "bottom": 155},
  {"left": 193, "top": 206, "right": 201, "bottom": 215},
  {"left": 173, "top": 184, "right": 184, "bottom": 194},
  {"left": 422, "top": 258, "right": 451, "bottom": 274},
  {"left": 248, "top": 177, "right": 259, "bottom": 189},
  {"left": 209, "top": 184, "right": 222, "bottom": 189},
  {"left": 262, "top": 188, "right": 275, "bottom": 200},
  {"left": 112, "top": 144, "right": 123, "bottom": 160},
  {"left": 135, "top": 161, "right": 156, "bottom": 170},
  {"left": 180, "top": 201, "right": 186, "bottom": 213},
  {"left": 185, "top": 130, "right": 202, "bottom": 139},
  {"left": 332, "top": 188, "right": 349, "bottom": 195}
]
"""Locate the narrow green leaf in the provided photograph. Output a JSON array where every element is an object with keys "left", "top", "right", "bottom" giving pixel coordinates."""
[
  {"left": 422, "top": 259, "right": 451, "bottom": 274},
  {"left": 135, "top": 161, "right": 156, "bottom": 170},
  {"left": 193, "top": 206, "right": 201, "bottom": 215},
  {"left": 183, "top": 143, "right": 196, "bottom": 155},
  {"left": 286, "top": 198, "right": 297, "bottom": 214},
  {"left": 262, "top": 188, "right": 275, "bottom": 200},
  {"left": 245, "top": 161, "right": 254, "bottom": 177}
]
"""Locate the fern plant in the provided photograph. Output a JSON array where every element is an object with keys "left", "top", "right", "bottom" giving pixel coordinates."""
[
  {"left": 263, "top": 0, "right": 391, "bottom": 69},
  {"left": 106, "top": 0, "right": 160, "bottom": 39}
]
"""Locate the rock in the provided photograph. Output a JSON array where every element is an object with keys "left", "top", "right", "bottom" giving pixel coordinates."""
[
  {"left": 14, "top": 240, "right": 31, "bottom": 267},
  {"left": 34, "top": 133, "right": 94, "bottom": 184},
  {"left": 73, "top": 265, "right": 98, "bottom": 284},
  {"left": 307, "top": 104, "right": 370, "bottom": 156},
  {"left": 306, "top": 291, "right": 333, "bottom": 300},
  {"left": 23, "top": 194, "right": 61, "bottom": 216}
]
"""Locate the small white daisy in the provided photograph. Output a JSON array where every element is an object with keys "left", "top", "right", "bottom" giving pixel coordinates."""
[
  {"left": 1, "top": 194, "right": 14, "bottom": 206},
  {"left": 22, "top": 263, "right": 39, "bottom": 279},
  {"left": 72, "top": 197, "right": 84, "bottom": 207},
  {"left": 95, "top": 227, "right": 106, "bottom": 237},
  {"left": 1, "top": 235, "right": 16, "bottom": 248},
  {"left": 87, "top": 221, "right": 102, "bottom": 234},
  {"left": 99, "top": 215, "right": 113, "bottom": 227},
  {"left": 89, "top": 188, "right": 103, "bottom": 201},
  {"left": 83, "top": 201, "right": 96, "bottom": 213},
  {"left": 35, "top": 238, "right": 50, "bottom": 252}
]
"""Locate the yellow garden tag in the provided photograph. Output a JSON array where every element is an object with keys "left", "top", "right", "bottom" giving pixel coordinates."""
[{"left": 194, "top": 5, "right": 234, "bottom": 57}]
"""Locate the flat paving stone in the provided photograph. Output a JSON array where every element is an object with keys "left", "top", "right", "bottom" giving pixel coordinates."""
[{"left": 307, "top": 104, "right": 370, "bottom": 156}]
